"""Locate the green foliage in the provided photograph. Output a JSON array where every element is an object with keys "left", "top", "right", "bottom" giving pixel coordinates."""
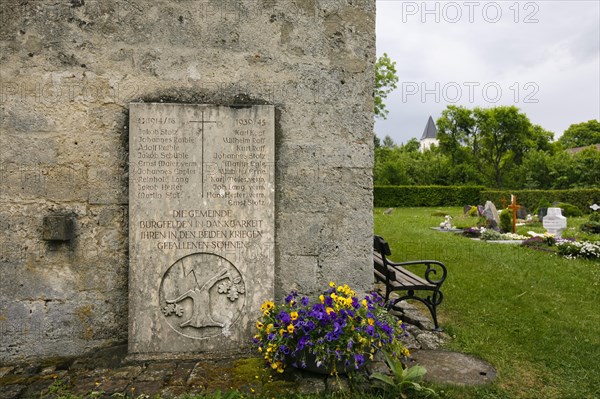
[
  {"left": 436, "top": 105, "right": 539, "bottom": 188},
  {"left": 481, "top": 189, "right": 600, "bottom": 215},
  {"left": 509, "top": 144, "right": 600, "bottom": 190},
  {"left": 557, "top": 119, "right": 600, "bottom": 148},
  {"left": 374, "top": 186, "right": 485, "bottom": 208},
  {"left": 580, "top": 221, "right": 600, "bottom": 234},
  {"left": 467, "top": 206, "right": 478, "bottom": 217},
  {"left": 554, "top": 202, "right": 583, "bottom": 217},
  {"left": 382, "top": 134, "right": 395, "bottom": 148},
  {"left": 403, "top": 137, "right": 421, "bottom": 153},
  {"left": 480, "top": 229, "right": 504, "bottom": 240},
  {"left": 370, "top": 351, "right": 439, "bottom": 399},
  {"left": 43, "top": 379, "right": 78, "bottom": 399},
  {"left": 374, "top": 134, "right": 381, "bottom": 149},
  {"left": 499, "top": 210, "right": 512, "bottom": 233},
  {"left": 374, "top": 53, "right": 399, "bottom": 119},
  {"left": 373, "top": 144, "right": 457, "bottom": 186},
  {"left": 374, "top": 109, "right": 599, "bottom": 190},
  {"left": 581, "top": 213, "right": 600, "bottom": 234}
]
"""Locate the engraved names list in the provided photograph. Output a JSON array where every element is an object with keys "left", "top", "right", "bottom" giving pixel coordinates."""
[{"left": 128, "top": 103, "right": 274, "bottom": 355}]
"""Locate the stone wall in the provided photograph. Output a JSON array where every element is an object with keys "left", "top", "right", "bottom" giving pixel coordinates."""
[{"left": 0, "top": 0, "right": 375, "bottom": 363}]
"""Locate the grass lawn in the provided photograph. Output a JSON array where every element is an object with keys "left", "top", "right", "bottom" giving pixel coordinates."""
[{"left": 375, "top": 207, "right": 600, "bottom": 399}]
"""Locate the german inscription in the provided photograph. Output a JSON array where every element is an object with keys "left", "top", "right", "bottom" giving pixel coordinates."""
[{"left": 129, "top": 103, "right": 275, "bottom": 355}]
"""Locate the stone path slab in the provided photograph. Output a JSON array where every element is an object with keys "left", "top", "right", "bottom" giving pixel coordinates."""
[{"left": 407, "top": 350, "right": 497, "bottom": 386}]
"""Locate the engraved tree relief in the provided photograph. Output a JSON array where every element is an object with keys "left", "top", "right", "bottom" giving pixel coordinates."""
[{"left": 159, "top": 253, "right": 246, "bottom": 339}]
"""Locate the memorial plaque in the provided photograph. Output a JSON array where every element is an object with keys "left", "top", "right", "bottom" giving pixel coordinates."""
[{"left": 128, "top": 103, "right": 275, "bottom": 355}]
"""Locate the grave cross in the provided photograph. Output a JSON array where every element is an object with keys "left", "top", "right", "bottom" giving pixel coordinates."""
[
  {"left": 506, "top": 194, "right": 523, "bottom": 234},
  {"left": 189, "top": 110, "right": 218, "bottom": 198}
]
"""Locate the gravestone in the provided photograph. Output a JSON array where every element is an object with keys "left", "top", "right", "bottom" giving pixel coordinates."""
[
  {"left": 483, "top": 201, "right": 500, "bottom": 229},
  {"left": 591, "top": 204, "right": 600, "bottom": 212},
  {"left": 129, "top": 103, "right": 274, "bottom": 356},
  {"left": 477, "top": 205, "right": 485, "bottom": 216},
  {"left": 542, "top": 207, "right": 567, "bottom": 238},
  {"left": 538, "top": 207, "right": 548, "bottom": 222}
]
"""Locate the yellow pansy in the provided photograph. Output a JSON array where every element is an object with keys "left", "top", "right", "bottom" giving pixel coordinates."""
[
  {"left": 260, "top": 301, "right": 274, "bottom": 312},
  {"left": 256, "top": 321, "right": 264, "bottom": 329},
  {"left": 287, "top": 324, "right": 295, "bottom": 333},
  {"left": 290, "top": 312, "right": 298, "bottom": 321}
]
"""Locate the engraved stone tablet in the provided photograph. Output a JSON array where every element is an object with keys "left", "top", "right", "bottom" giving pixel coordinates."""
[{"left": 128, "top": 103, "right": 275, "bottom": 355}]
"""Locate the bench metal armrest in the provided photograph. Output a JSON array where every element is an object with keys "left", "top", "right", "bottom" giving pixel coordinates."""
[{"left": 385, "top": 259, "right": 447, "bottom": 286}]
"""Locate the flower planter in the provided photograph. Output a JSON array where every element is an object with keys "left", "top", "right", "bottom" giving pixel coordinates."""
[
  {"left": 288, "top": 350, "right": 366, "bottom": 375},
  {"left": 253, "top": 283, "right": 403, "bottom": 375}
]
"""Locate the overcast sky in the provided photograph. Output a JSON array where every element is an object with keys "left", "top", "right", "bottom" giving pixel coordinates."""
[{"left": 375, "top": 0, "right": 600, "bottom": 145}]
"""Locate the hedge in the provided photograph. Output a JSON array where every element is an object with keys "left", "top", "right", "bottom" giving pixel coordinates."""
[
  {"left": 374, "top": 186, "right": 485, "bottom": 207},
  {"left": 373, "top": 186, "right": 600, "bottom": 213},
  {"left": 480, "top": 189, "right": 600, "bottom": 214}
]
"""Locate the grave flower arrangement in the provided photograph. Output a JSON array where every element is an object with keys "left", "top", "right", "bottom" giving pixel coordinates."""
[
  {"left": 252, "top": 282, "right": 407, "bottom": 374},
  {"left": 556, "top": 240, "right": 600, "bottom": 260}
]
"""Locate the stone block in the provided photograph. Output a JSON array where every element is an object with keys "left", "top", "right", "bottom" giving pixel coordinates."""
[{"left": 42, "top": 215, "right": 74, "bottom": 242}]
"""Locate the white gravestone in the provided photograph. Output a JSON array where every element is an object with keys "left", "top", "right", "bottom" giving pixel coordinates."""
[
  {"left": 542, "top": 207, "right": 567, "bottom": 238},
  {"left": 128, "top": 103, "right": 275, "bottom": 357}
]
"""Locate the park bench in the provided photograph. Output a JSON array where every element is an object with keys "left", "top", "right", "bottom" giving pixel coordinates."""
[{"left": 373, "top": 235, "right": 447, "bottom": 331}]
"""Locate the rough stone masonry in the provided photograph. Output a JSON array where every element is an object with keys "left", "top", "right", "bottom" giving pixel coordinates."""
[{"left": 0, "top": 0, "right": 375, "bottom": 363}]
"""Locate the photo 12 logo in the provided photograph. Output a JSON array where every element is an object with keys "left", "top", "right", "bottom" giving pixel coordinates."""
[
  {"left": 401, "top": 81, "right": 540, "bottom": 104},
  {"left": 401, "top": 1, "right": 540, "bottom": 23}
]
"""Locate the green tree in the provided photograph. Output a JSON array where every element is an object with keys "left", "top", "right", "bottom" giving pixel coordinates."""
[
  {"left": 557, "top": 120, "right": 600, "bottom": 148},
  {"left": 402, "top": 138, "right": 421, "bottom": 153},
  {"left": 436, "top": 105, "right": 533, "bottom": 188},
  {"left": 374, "top": 134, "right": 381, "bottom": 149},
  {"left": 374, "top": 53, "right": 398, "bottom": 119},
  {"left": 382, "top": 134, "right": 396, "bottom": 148},
  {"left": 474, "top": 106, "right": 532, "bottom": 187},
  {"left": 527, "top": 125, "right": 555, "bottom": 154},
  {"left": 572, "top": 147, "right": 600, "bottom": 188},
  {"left": 436, "top": 105, "right": 477, "bottom": 164},
  {"left": 373, "top": 146, "right": 414, "bottom": 185}
]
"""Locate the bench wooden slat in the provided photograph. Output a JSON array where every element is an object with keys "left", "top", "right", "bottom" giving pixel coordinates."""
[
  {"left": 373, "top": 235, "right": 447, "bottom": 330},
  {"left": 374, "top": 253, "right": 434, "bottom": 288}
]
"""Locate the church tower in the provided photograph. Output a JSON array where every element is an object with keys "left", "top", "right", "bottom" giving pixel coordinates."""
[{"left": 420, "top": 115, "right": 438, "bottom": 151}]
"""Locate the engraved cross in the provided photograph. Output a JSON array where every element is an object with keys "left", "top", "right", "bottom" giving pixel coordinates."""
[{"left": 189, "top": 111, "right": 218, "bottom": 198}]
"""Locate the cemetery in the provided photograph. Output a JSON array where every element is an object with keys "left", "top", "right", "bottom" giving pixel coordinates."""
[{"left": 1, "top": 1, "right": 599, "bottom": 399}]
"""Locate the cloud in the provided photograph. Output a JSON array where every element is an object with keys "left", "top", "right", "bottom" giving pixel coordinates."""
[{"left": 375, "top": 0, "right": 600, "bottom": 144}]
